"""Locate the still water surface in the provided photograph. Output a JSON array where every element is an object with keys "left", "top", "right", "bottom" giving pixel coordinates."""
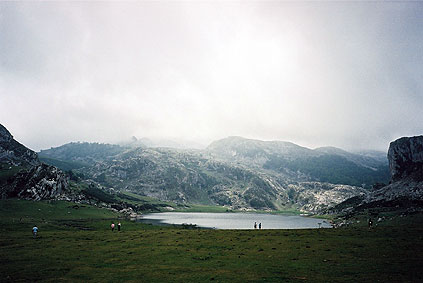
[{"left": 140, "top": 212, "right": 332, "bottom": 229}]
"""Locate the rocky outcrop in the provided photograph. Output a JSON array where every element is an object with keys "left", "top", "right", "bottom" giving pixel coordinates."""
[
  {"left": 1, "top": 163, "right": 70, "bottom": 200},
  {"left": 0, "top": 124, "right": 75, "bottom": 201},
  {"left": 388, "top": 136, "right": 423, "bottom": 181},
  {"left": 332, "top": 136, "right": 423, "bottom": 215},
  {"left": 0, "top": 124, "right": 39, "bottom": 166},
  {"left": 73, "top": 145, "right": 369, "bottom": 213},
  {"left": 291, "top": 182, "right": 367, "bottom": 213}
]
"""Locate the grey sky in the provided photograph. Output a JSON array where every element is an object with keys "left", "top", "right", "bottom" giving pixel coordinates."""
[{"left": 1, "top": 1, "right": 422, "bottom": 152}]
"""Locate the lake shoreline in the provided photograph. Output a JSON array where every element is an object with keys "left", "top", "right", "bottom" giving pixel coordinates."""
[{"left": 139, "top": 212, "right": 332, "bottom": 230}]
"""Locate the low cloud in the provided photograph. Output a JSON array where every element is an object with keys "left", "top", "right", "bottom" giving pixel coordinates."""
[{"left": 1, "top": 2, "right": 422, "bottom": 151}]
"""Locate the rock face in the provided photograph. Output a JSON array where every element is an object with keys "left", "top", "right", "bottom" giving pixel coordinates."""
[
  {"left": 38, "top": 137, "right": 389, "bottom": 212},
  {"left": 332, "top": 136, "right": 423, "bottom": 214},
  {"left": 0, "top": 124, "right": 39, "bottom": 166},
  {"left": 69, "top": 145, "right": 367, "bottom": 213},
  {"left": 0, "top": 124, "right": 72, "bottom": 201},
  {"left": 388, "top": 136, "right": 423, "bottom": 182},
  {"left": 2, "top": 163, "right": 70, "bottom": 200}
]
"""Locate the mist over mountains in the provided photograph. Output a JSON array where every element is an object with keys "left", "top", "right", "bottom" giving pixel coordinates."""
[
  {"left": 3, "top": 120, "right": 423, "bottom": 216},
  {"left": 40, "top": 136, "right": 390, "bottom": 188},
  {"left": 37, "top": 136, "right": 389, "bottom": 212}
]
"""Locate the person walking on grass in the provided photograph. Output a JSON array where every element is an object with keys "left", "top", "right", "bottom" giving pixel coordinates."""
[
  {"left": 118, "top": 222, "right": 121, "bottom": 232},
  {"left": 111, "top": 222, "right": 115, "bottom": 231},
  {"left": 32, "top": 225, "right": 38, "bottom": 238}
]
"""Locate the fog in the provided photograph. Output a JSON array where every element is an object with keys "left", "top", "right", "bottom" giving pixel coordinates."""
[{"left": 1, "top": 1, "right": 422, "bottom": 152}]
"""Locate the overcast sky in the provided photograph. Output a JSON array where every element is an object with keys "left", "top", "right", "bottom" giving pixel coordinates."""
[{"left": 1, "top": 1, "right": 422, "bottom": 152}]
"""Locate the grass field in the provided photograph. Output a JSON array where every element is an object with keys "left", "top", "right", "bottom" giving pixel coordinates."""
[
  {"left": 0, "top": 163, "right": 25, "bottom": 185},
  {"left": 1, "top": 199, "right": 422, "bottom": 282}
]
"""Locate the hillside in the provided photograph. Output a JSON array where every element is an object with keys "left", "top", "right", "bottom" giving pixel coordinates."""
[
  {"left": 0, "top": 124, "right": 76, "bottom": 201},
  {"left": 207, "top": 137, "right": 389, "bottom": 187},
  {"left": 0, "top": 124, "right": 39, "bottom": 167},
  {"left": 39, "top": 142, "right": 127, "bottom": 165},
  {"left": 332, "top": 135, "right": 423, "bottom": 215},
  {"left": 0, "top": 124, "right": 179, "bottom": 213},
  {"left": 2, "top": 122, "right": 392, "bottom": 213},
  {"left": 40, "top": 139, "right": 373, "bottom": 212}
]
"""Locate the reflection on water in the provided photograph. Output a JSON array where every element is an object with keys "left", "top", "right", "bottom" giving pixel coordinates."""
[{"left": 140, "top": 212, "right": 332, "bottom": 229}]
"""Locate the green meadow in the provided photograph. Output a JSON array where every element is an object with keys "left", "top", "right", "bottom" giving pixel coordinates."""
[{"left": 1, "top": 199, "right": 422, "bottom": 282}]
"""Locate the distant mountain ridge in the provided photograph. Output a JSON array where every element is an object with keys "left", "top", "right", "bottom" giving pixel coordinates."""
[
  {"left": 206, "top": 136, "right": 389, "bottom": 187},
  {"left": 40, "top": 136, "right": 390, "bottom": 188},
  {"left": 119, "top": 136, "right": 206, "bottom": 150},
  {"left": 332, "top": 135, "right": 423, "bottom": 215},
  {"left": 38, "top": 136, "right": 387, "bottom": 212},
  {"left": 2, "top": 122, "right": 419, "bottom": 215},
  {"left": 39, "top": 142, "right": 126, "bottom": 166}
]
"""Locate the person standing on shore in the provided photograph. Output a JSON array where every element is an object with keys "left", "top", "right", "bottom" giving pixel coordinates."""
[
  {"left": 111, "top": 223, "right": 115, "bottom": 231},
  {"left": 32, "top": 225, "right": 38, "bottom": 238},
  {"left": 118, "top": 222, "right": 121, "bottom": 231}
]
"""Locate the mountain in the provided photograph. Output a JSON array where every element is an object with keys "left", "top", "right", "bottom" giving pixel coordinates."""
[
  {"left": 0, "top": 124, "right": 39, "bottom": 167},
  {"left": 0, "top": 124, "right": 181, "bottom": 214},
  {"left": 207, "top": 137, "right": 389, "bottom": 187},
  {"left": 72, "top": 146, "right": 365, "bottom": 212},
  {"left": 388, "top": 136, "right": 423, "bottom": 182},
  {"left": 5, "top": 125, "right": 419, "bottom": 215},
  {"left": 332, "top": 135, "right": 423, "bottom": 214},
  {"left": 207, "top": 136, "right": 314, "bottom": 164},
  {"left": 81, "top": 147, "right": 278, "bottom": 208},
  {"left": 38, "top": 136, "right": 382, "bottom": 212},
  {"left": 0, "top": 124, "right": 73, "bottom": 200},
  {"left": 119, "top": 136, "right": 206, "bottom": 150},
  {"left": 42, "top": 136, "right": 389, "bottom": 189},
  {"left": 315, "top": 147, "right": 387, "bottom": 169},
  {"left": 39, "top": 142, "right": 127, "bottom": 166},
  {"left": 353, "top": 149, "right": 389, "bottom": 164}
]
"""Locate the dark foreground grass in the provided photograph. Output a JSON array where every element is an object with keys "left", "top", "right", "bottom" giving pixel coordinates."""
[{"left": 1, "top": 200, "right": 423, "bottom": 282}]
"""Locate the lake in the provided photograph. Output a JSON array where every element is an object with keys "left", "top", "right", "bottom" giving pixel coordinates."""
[{"left": 140, "top": 212, "right": 332, "bottom": 229}]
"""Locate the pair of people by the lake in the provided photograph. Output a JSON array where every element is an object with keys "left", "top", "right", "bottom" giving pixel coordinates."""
[
  {"left": 254, "top": 222, "right": 262, "bottom": 229},
  {"left": 32, "top": 225, "right": 38, "bottom": 238},
  {"left": 111, "top": 222, "right": 121, "bottom": 231}
]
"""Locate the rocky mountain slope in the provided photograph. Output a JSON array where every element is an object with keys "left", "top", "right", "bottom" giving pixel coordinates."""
[
  {"left": 4, "top": 122, "right": 419, "bottom": 215},
  {"left": 207, "top": 137, "right": 389, "bottom": 187},
  {"left": 0, "top": 124, "right": 72, "bottom": 201},
  {"left": 332, "top": 135, "right": 423, "bottom": 214},
  {"left": 39, "top": 138, "right": 375, "bottom": 212},
  {"left": 0, "top": 124, "right": 39, "bottom": 166},
  {"left": 79, "top": 146, "right": 366, "bottom": 212},
  {"left": 388, "top": 136, "right": 423, "bottom": 182},
  {"left": 2, "top": 163, "right": 70, "bottom": 200},
  {"left": 39, "top": 142, "right": 127, "bottom": 166}
]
